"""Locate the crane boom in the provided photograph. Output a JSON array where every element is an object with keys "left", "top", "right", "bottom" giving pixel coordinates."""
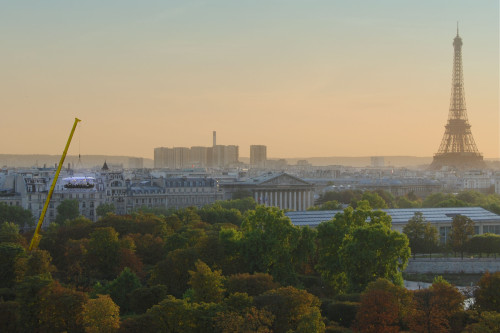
[{"left": 29, "top": 118, "right": 81, "bottom": 251}]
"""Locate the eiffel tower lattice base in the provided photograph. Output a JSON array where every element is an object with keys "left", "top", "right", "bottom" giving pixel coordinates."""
[{"left": 430, "top": 152, "right": 486, "bottom": 170}]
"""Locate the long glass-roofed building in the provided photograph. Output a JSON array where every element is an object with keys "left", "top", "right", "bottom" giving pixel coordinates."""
[{"left": 285, "top": 207, "right": 500, "bottom": 244}]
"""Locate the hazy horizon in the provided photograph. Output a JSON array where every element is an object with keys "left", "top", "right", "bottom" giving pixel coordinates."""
[{"left": 1, "top": 1, "right": 498, "bottom": 159}]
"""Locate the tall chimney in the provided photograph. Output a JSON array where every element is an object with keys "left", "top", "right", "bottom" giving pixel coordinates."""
[{"left": 213, "top": 131, "right": 216, "bottom": 147}]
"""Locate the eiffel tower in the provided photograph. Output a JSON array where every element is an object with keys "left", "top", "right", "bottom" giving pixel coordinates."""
[{"left": 429, "top": 28, "right": 486, "bottom": 170}]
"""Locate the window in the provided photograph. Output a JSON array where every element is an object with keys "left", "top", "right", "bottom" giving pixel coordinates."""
[
  {"left": 484, "top": 225, "right": 500, "bottom": 235},
  {"left": 439, "top": 226, "right": 451, "bottom": 244}
]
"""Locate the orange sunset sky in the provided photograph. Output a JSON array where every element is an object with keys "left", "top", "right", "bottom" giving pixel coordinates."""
[{"left": 0, "top": 1, "right": 498, "bottom": 159}]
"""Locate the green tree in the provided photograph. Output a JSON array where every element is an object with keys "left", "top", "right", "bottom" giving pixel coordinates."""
[
  {"left": 340, "top": 223, "right": 410, "bottom": 292},
  {"left": 422, "top": 192, "right": 455, "bottom": 208},
  {"left": 403, "top": 212, "right": 439, "bottom": 258},
  {"left": 0, "top": 221, "right": 26, "bottom": 245},
  {"left": 147, "top": 296, "right": 197, "bottom": 332},
  {"left": 316, "top": 206, "right": 408, "bottom": 293},
  {"left": 149, "top": 247, "right": 199, "bottom": 298},
  {"left": 217, "top": 197, "right": 257, "bottom": 214},
  {"left": 467, "top": 233, "right": 500, "bottom": 258},
  {"left": 422, "top": 222, "right": 439, "bottom": 259},
  {"left": 104, "top": 267, "right": 142, "bottom": 314},
  {"left": 0, "top": 202, "right": 34, "bottom": 228},
  {"left": 188, "top": 260, "right": 225, "bottom": 303},
  {"left": 15, "top": 275, "right": 53, "bottom": 333},
  {"left": 198, "top": 203, "right": 243, "bottom": 226},
  {"left": 82, "top": 294, "right": 120, "bottom": 333},
  {"left": 86, "top": 227, "right": 121, "bottom": 280},
  {"left": 449, "top": 214, "right": 475, "bottom": 258},
  {"left": 55, "top": 199, "right": 80, "bottom": 224},
  {"left": 307, "top": 200, "right": 342, "bottom": 211},
  {"left": 129, "top": 285, "right": 169, "bottom": 314},
  {"left": 96, "top": 203, "right": 116, "bottom": 217},
  {"left": 0, "top": 242, "right": 25, "bottom": 288},
  {"left": 361, "top": 191, "right": 388, "bottom": 209},
  {"left": 316, "top": 190, "right": 363, "bottom": 206},
  {"left": 226, "top": 273, "right": 280, "bottom": 297},
  {"left": 240, "top": 206, "right": 301, "bottom": 285},
  {"left": 396, "top": 196, "right": 421, "bottom": 208}
]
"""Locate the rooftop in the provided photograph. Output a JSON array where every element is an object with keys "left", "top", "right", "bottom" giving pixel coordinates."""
[{"left": 285, "top": 207, "right": 500, "bottom": 228}]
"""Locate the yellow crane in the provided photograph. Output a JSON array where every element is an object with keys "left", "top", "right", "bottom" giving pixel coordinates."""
[{"left": 29, "top": 118, "right": 81, "bottom": 251}]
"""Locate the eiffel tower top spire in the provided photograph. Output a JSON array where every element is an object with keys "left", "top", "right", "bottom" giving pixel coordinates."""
[{"left": 430, "top": 28, "right": 485, "bottom": 170}]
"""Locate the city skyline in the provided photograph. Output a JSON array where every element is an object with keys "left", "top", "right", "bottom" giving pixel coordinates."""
[{"left": 1, "top": 1, "right": 498, "bottom": 159}]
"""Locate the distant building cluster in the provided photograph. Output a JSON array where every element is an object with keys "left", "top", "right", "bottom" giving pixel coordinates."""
[
  {"left": 154, "top": 145, "right": 240, "bottom": 168},
  {"left": 154, "top": 131, "right": 241, "bottom": 168},
  {"left": 250, "top": 145, "right": 267, "bottom": 168},
  {"left": 2, "top": 157, "right": 500, "bottom": 232},
  {"left": 0, "top": 163, "right": 223, "bottom": 227}
]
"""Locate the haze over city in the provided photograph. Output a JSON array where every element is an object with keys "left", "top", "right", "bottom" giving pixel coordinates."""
[{"left": 1, "top": 0, "right": 498, "bottom": 159}]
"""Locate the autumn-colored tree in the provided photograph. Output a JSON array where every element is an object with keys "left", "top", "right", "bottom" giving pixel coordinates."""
[
  {"left": 0, "top": 299, "right": 20, "bottom": 332},
  {"left": 82, "top": 294, "right": 120, "bottom": 333},
  {"left": 149, "top": 247, "right": 199, "bottom": 297},
  {"left": 449, "top": 214, "right": 475, "bottom": 258},
  {"left": 15, "top": 249, "right": 55, "bottom": 282},
  {"left": 62, "top": 238, "right": 89, "bottom": 286},
  {"left": 147, "top": 296, "right": 197, "bottom": 332},
  {"left": 36, "top": 281, "right": 88, "bottom": 333},
  {"left": 226, "top": 272, "right": 280, "bottom": 296},
  {"left": 117, "top": 247, "right": 144, "bottom": 278},
  {"left": 255, "top": 286, "right": 325, "bottom": 333},
  {"left": 409, "top": 277, "right": 464, "bottom": 333},
  {"left": 129, "top": 285, "right": 168, "bottom": 314},
  {"left": 355, "top": 279, "right": 413, "bottom": 333},
  {"left": 118, "top": 312, "right": 162, "bottom": 333},
  {"left": 189, "top": 260, "right": 225, "bottom": 303},
  {"left": 474, "top": 271, "right": 500, "bottom": 312},
  {"left": 463, "top": 311, "right": 500, "bottom": 332},
  {"left": 215, "top": 307, "right": 274, "bottom": 333},
  {"left": 128, "top": 233, "right": 165, "bottom": 265}
]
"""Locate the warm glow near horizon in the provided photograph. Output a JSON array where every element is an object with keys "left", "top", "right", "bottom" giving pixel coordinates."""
[{"left": 0, "top": 1, "right": 498, "bottom": 159}]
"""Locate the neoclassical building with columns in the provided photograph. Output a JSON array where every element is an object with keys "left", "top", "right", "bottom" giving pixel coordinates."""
[{"left": 220, "top": 173, "right": 315, "bottom": 211}]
